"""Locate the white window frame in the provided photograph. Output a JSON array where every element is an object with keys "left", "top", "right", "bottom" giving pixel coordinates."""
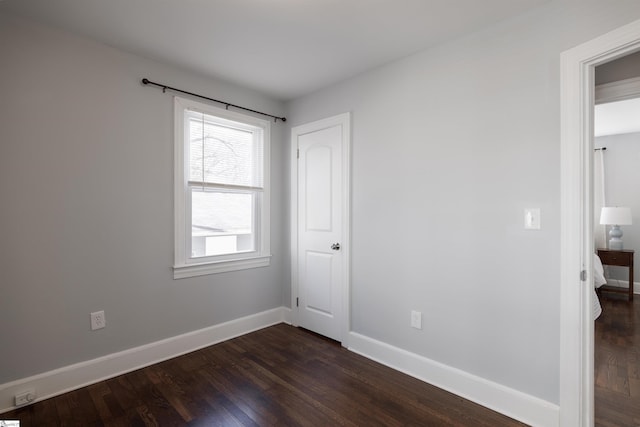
[{"left": 173, "top": 96, "right": 271, "bottom": 279}]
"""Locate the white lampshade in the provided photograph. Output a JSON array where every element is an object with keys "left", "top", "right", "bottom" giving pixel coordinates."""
[{"left": 600, "top": 207, "right": 632, "bottom": 225}]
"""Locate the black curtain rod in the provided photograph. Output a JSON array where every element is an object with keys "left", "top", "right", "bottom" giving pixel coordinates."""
[
  {"left": 141, "top": 78, "right": 286, "bottom": 123},
  {"left": 594, "top": 147, "right": 607, "bottom": 151}
]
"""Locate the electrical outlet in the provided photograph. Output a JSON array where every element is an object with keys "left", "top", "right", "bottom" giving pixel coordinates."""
[
  {"left": 15, "top": 389, "right": 36, "bottom": 406},
  {"left": 90, "top": 310, "right": 106, "bottom": 330},
  {"left": 411, "top": 310, "right": 422, "bottom": 330}
]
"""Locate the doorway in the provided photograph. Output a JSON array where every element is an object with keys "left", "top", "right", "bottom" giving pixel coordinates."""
[
  {"left": 290, "top": 113, "right": 351, "bottom": 344},
  {"left": 560, "top": 18, "right": 640, "bottom": 426},
  {"left": 593, "top": 53, "right": 640, "bottom": 424}
]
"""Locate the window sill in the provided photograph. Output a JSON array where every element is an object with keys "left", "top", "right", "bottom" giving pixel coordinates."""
[{"left": 173, "top": 255, "right": 271, "bottom": 279}]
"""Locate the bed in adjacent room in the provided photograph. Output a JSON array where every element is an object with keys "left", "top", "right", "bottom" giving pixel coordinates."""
[{"left": 593, "top": 253, "right": 607, "bottom": 319}]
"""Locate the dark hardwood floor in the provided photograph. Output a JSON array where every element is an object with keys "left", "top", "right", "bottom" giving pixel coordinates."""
[
  {"left": 595, "top": 292, "right": 640, "bottom": 427},
  {"left": 2, "top": 324, "right": 526, "bottom": 426}
]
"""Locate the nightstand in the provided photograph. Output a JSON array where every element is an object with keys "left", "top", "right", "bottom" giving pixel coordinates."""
[{"left": 597, "top": 248, "right": 635, "bottom": 301}]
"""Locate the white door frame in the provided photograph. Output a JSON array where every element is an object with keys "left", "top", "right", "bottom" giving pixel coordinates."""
[
  {"left": 560, "top": 19, "right": 640, "bottom": 426},
  {"left": 290, "top": 112, "right": 351, "bottom": 346}
]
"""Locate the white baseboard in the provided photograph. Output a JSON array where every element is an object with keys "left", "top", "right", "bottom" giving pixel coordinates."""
[
  {"left": 0, "top": 306, "right": 291, "bottom": 414},
  {"left": 347, "top": 332, "right": 559, "bottom": 427},
  {"left": 601, "top": 279, "right": 640, "bottom": 294},
  {"left": 1, "top": 307, "right": 556, "bottom": 426}
]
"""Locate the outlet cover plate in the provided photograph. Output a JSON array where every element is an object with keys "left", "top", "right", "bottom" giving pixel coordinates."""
[
  {"left": 15, "top": 389, "right": 36, "bottom": 406},
  {"left": 90, "top": 310, "right": 106, "bottom": 330}
]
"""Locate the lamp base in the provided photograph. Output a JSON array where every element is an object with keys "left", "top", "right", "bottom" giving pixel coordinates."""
[{"left": 608, "top": 225, "right": 624, "bottom": 250}]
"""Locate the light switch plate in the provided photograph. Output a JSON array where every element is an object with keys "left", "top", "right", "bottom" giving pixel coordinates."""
[
  {"left": 411, "top": 310, "right": 422, "bottom": 329},
  {"left": 524, "top": 208, "right": 541, "bottom": 230}
]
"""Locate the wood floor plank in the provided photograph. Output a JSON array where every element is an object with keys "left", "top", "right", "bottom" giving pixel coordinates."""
[
  {"left": 630, "top": 377, "right": 640, "bottom": 399},
  {"left": 124, "top": 370, "right": 187, "bottom": 425},
  {"left": 30, "top": 396, "right": 61, "bottom": 427},
  {"left": 87, "top": 380, "right": 122, "bottom": 422},
  {"left": 198, "top": 364, "right": 279, "bottom": 426},
  {"left": 243, "top": 356, "right": 372, "bottom": 426}
]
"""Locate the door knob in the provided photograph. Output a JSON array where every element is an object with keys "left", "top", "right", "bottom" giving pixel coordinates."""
[{"left": 331, "top": 243, "right": 341, "bottom": 250}]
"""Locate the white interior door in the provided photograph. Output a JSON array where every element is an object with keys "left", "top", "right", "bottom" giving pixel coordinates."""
[{"left": 292, "top": 113, "right": 350, "bottom": 343}]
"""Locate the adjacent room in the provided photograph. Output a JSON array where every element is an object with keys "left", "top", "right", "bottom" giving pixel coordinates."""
[
  {"left": 592, "top": 52, "right": 640, "bottom": 424},
  {"left": 2, "top": 1, "right": 640, "bottom": 426}
]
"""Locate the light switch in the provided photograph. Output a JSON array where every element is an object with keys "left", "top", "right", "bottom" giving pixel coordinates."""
[
  {"left": 524, "top": 208, "right": 541, "bottom": 230},
  {"left": 411, "top": 310, "right": 422, "bottom": 329}
]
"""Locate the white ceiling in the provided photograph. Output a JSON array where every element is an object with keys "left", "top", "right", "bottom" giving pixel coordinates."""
[
  {"left": 595, "top": 98, "right": 640, "bottom": 137},
  {"left": 0, "top": 0, "right": 551, "bottom": 101}
]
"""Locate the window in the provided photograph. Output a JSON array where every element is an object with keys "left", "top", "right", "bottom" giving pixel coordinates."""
[{"left": 174, "top": 97, "right": 270, "bottom": 278}]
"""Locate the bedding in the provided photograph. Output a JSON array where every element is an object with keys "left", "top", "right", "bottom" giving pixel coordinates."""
[
  {"left": 594, "top": 253, "right": 607, "bottom": 288},
  {"left": 593, "top": 253, "right": 606, "bottom": 320}
]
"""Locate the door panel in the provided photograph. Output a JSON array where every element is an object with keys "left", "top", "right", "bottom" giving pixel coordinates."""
[
  {"left": 305, "top": 251, "right": 333, "bottom": 315},
  {"left": 305, "top": 145, "right": 332, "bottom": 231}
]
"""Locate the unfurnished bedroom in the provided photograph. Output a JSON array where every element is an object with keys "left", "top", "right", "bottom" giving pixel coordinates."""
[{"left": 1, "top": 1, "right": 640, "bottom": 426}]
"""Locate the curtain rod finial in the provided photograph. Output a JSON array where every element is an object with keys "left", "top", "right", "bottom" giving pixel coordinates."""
[{"left": 141, "top": 78, "right": 149, "bottom": 85}]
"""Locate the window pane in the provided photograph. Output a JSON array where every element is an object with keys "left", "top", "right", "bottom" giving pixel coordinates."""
[
  {"left": 188, "top": 113, "right": 263, "bottom": 188},
  {"left": 191, "top": 189, "right": 255, "bottom": 258}
]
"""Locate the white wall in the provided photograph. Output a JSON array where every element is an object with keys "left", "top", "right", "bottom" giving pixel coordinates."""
[
  {"left": 285, "top": 0, "right": 640, "bottom": 405},
  {"left": 0, "top": 13, "right": 287, "bottom": 384},
  {"left": 597, "top": 132, "right": 640, "bottom": 283}
]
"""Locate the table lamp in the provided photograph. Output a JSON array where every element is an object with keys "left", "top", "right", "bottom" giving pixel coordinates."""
[{"left": 600, "top": 206, "right": 633, "bottom": 250}]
